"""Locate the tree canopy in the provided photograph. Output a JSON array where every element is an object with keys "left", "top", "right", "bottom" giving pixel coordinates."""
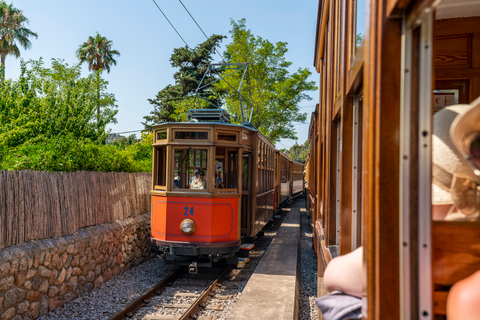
[
  {"left": 220, "top": 19, "right": 317, "bottom": 144},
  {"left": 0, "top": 1, "right": 37, "bottom": 80},
  {"left": 284, "top": 139, "right": 310, "bottom": 163},
  {"left": 0, "top": 59, "right": 152, "bottom": 172},
  {"left": 143, "top": 34, "right": 225, "bottom": 128},
  {"left": 76, "top": 33, "right": 120, "bottom": 73}
]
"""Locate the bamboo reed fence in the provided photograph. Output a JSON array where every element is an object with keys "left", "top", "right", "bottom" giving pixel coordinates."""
[{"left": 0, "top": 170, "right": 151, "bottom": 250}]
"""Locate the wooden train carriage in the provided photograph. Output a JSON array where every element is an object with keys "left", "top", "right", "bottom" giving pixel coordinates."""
[
  {"left": 252, "top": 131, "right": 276, "bottom": 237},
  {"left": 304, "top": 154, "right": 311, "bottom": 217},
  {"left": 150, "top": 120, "right": 277, "bottom": 264},
  {"left": 311, "top": 0, "right": 480, "bottom": 319},
  {"left": 292, "top": 160, "right": 305, "bottom": 197},
  {"left": 275, "top": 151, "right": 292, "bottom": 206}
]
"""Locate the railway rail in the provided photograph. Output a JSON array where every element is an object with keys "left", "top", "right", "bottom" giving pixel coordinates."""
[
  {"left": 108, "top": 265, "right": 232, "bottom": 320},
  {"left": 105, "top": 206, "right": 290, "bottom": 320}
]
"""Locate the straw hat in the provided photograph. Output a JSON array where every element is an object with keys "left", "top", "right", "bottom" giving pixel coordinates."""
[
  {"left": 432, "top": 105, "right": 480, "bottom": 202},
  {"left": 432, "top": 101, "right": 480, "bottom": 217},
  {"left": 450, "top": 95, "right": 480, "bottom": 176}
]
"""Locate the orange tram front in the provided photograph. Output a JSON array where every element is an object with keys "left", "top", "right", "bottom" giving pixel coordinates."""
[{"left": 150, "top": 119, "right": 279, "bottom": 269}]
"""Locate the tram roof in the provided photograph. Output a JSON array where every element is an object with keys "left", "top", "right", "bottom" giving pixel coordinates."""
[{"left": 152, "top": 121, "right": 260, "bottom": 132}]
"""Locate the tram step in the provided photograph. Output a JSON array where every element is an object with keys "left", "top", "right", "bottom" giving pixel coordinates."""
[
  {"left": 239, "top": 243, "right": 255, "bottom": 250},
  {"left": 237, "top": 257, "right": 250, "bottom": 265}
]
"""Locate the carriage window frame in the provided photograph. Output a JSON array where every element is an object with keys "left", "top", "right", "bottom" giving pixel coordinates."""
[
  {"left": 173, "top": 130, "right": 209, "bottom": 141},
  {"left": 214, "top": 147, "right": 239, "bottom": 193},
  {"left": 155, "top": 130, "right": 167, "bottom": 143},
  {"left": 154, "top": 146, "right": 167, "bottom": 191},
  {"left": 350, "top": 0, "right": 366, "bottom": 64},
  {"left": 217, "top": 131, "right": 238, "bottom": 143},
  {"left": 172, "top": 147, "right": 209, "bottom": 191}
]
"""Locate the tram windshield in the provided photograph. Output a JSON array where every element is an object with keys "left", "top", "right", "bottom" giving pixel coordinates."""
[{"left": 173, "top": 148, "right": 208, "bottom": 190}]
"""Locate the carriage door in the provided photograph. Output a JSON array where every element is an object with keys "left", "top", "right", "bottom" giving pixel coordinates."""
[{"left": 241, "top": 152, "right": 251, "bottom": 234}]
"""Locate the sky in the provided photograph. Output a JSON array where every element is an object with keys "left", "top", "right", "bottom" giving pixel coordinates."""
[{"left": 8, "top": 0, "right": 321, "bottom": 150}]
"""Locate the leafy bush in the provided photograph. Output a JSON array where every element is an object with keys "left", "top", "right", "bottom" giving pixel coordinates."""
[{"left": 0, "top": 59, "right": 153, "bottom": 172}]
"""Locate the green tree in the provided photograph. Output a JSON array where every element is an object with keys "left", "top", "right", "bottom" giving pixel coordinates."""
[
  {"left": 143, "top": 34, "right": 225, "bottom": 128},
  {"left": 76, "top": 33, "right": 120, "bottom": 123},
  {"left": 0, "top": 58, "right": 137, "bottom": 172},
  {"left": 0, "top": 58, "right": 117, "bottom": 148},
  {"left": 285, "top": 139, "right": 310, "bottom": 163},
  {"left": 0, "top": 1, "right": 37, "bottom": 81},
  {"left": 220, "top": 19, "right": 317, "bottom": 144}
]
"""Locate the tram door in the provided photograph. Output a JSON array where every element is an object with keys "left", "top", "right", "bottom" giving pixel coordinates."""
[{"left": 241, "top": 152, "right": 251, "bottom": 234}]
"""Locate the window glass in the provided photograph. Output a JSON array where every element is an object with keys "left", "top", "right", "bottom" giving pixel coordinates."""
[
  {"left": 156, "top": 130, "right": 167, "bottom": 141},
  {"left": 218, "top": 133, "right": 237, "bottom": 142},
  {"left": 175, "top": 131, "right": 208, "bottom": 140},
  {"left": 242, "top": 154, "right": 249, "bottom": 191},
  {"left": 155, "top": 146, "right": 167, "bottom": 188},
  {"left": 173, "top": 148, "right": 208, "bottom": 190},
  {"left": 351, "top": 0, "right": 366, "bottom": 61},
  {"left": 215, "top": 147, "right": 238, "bottom": 189}
]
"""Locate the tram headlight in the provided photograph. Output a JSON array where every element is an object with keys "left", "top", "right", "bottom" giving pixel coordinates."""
[{"left": 180, "top": 219, "right": 196, "bottom": 235}]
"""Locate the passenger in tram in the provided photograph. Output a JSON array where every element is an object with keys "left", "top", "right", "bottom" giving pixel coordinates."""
[
  {"left": 432, "top": 101, "right": 480, "bottom": 221},
  {"left": 317, "top": 98, "right": 480, "bottom": 320},
  {"left": 316, "top": 247, "right": 363, "bottom": 320},
  {"left": 442, "top": 97, "right": 480, "bottom": 319},
  {"left": 189, "top": 168, "right": 201, "bottom": 186},
  {"left": 190, "top": 171, "right": 206, "bottom": 189},
  {"left": 215, "top": 173, "right": 224, "bottom": 188}
]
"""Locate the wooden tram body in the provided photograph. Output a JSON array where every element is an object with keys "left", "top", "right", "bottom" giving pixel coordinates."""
[
  {"left": 150, "top": 118, "right": 303, "bottom": 267},
  {"left": 309, "top": 0, "right": 480, "bottom": 319}
]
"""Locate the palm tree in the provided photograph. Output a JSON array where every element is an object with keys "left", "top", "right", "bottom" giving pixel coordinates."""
[
  {"left": 76, "top": 33, "right": 120, "bottom": 123},
  {"left": 0, "top": 2, "right": 38, "bottom": 81}
]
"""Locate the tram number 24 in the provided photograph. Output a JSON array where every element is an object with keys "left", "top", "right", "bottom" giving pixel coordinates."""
[{"left": 184, "top": 206, "right": 194, "bottom": 216}]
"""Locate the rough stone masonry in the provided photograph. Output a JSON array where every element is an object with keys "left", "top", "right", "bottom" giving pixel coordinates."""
[{"left": 0, "top": 213, "right": 153, "bottom": 320}]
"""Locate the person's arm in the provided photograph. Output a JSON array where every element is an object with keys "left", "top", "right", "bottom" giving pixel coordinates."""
[
  {"left": 447, "top": 270, "right": 480, "bottom": 320},
  {"left": 323, "top": 246, "right": 363, "bottom": 298}
]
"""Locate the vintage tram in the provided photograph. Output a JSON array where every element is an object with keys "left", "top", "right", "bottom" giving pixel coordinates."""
[
  {"left": 309, "top": 0, "right": 480, "bottom": 319},
  {"left": 150, "top": 110, "right": 303, "bottom": 272}
]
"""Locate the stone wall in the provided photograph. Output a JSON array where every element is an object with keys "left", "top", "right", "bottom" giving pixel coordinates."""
[{"left": 0, "top": 213, "right": 153, "bottom": 320}]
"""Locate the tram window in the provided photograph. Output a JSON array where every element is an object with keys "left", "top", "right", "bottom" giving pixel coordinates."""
[
  {"left": 174, "top": 131, "right": 208, "bottom": 140},
  {"left": 351, "top": 0, "right": 365, "bottom": 61},
  {"left": 242, "top": 154, "right": 249, "bottom": 191},
  {"left": 215, "top": 147, "right": 238, "bottom": 190},
  {"left": 156, "top": 130, "right": 167, "bottom": 141},
  {"left": 218, "top": 133, "right": 237, "bottom": 142},
  {"left": 173, "top": 148, "right": 208, "bottom": 190},
  {"left": 154, "top": 146, "right": 167, "bottom": 189}
]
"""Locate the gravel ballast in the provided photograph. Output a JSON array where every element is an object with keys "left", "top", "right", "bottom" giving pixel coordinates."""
[{"left": 38, "top": 197, "right": 320, "bottom": 320}]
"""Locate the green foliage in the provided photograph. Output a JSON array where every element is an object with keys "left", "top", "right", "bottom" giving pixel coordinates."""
[
  {"left": 109, "top": 134, "right": 140, "bottom": 147},
  {"left": 220, "top": 19, "right": 317, "bottom": 144},
  {"left": 356, "top": 33, "right": 363, "bottom": 49},
  {"left": 285, "top": 139, "right": 309, "bottom": 163},
  {"left": 1, "top": 134, "right": 133, "bottom": 172},
  {"left": 0, "top": 58, "right": 117, "bottom": 149},
  {"left": 0, "top": 58, "right": 153, "bottom": 173},
  {"left": 0, "top": 1, "right": 37, "bottom": 79},
  {"left": 143, "top": 35, "right": 226, "bottom": 128}
]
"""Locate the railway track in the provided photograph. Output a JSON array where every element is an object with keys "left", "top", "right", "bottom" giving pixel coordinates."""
[
  {"left": 108, "top": 264, "right": 232, "bottom": 320},
  {"left": 105, "top": 210, "right": 289, "bottom": 320}
]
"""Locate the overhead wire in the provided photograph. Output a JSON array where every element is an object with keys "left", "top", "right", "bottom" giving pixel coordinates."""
[
  {"left": 111, "top": 129, "right": 144, "bottom": 134},
  {"left": 178, "top": 0, "right": 226, "bottom": 63},
  {"left": 151, "top": 0, "right": 189, "bottom": 48}
]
